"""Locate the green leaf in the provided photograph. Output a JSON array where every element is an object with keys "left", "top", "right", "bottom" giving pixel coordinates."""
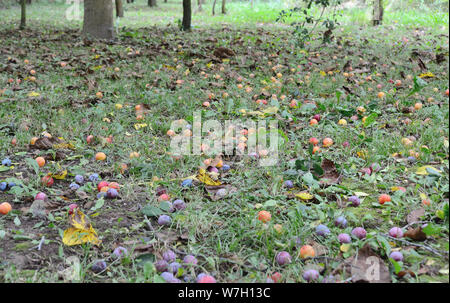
[
  {"left": 14, "top": 216, "right": 21, "bottom": 226},
  {"left": 25, "top": 157, "right": 39, "bottom": 175},
  {"left": 422, "top": 223, "right": 440, "bottom": 236},
  {"left": 389, "top": 258, "right": 402, "bottom": 274},
  {"left": 363, "top": 112, "right": 378, "bottom": 128},
  {"left": 141, "top": 205, "right": 164, "bottom": 217},
  {"left": 313, "top": 162, "right": 324, "bottom": 176},
  {"left": 135, "top": 253, "right": 156, "bottom": 267},
  {"left": 159, "top": 201, "right": 172, "bottom": 211},
  {"left": 263, "top": 200, "right": 278, "bottom": 207},
  {"left": 90, "top": 198, "right": 105, "bottom": 212}
]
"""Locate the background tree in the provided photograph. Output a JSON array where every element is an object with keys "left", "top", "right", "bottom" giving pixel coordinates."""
[
  {"left": 148, "top": 0, "right": 157, "bottom": 7},
  {"left": 373, "top": 0, "right": 383, "bottom": 25},
  {"left": 82, "top": 0, "right": 115, "bottom": 39},
  {"left": 221, "top": 0, "right": 226, "bottom": 14},
  {"left": 212, "top": 0, "right": 226, "bottom": 15},
  {"left": 182, "top": 0, "right": 191, "bottom": 31},
  {"left": 19, "top": 0, "right": 26, "bottom": 29},
  {"left": 116, "top": 0, "right": 124, "bottom": 17}
]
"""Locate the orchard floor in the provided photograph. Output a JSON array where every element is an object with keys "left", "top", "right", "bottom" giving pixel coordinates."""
[{"left": 0, "top": 19, "right": 449, "bottom": 282}]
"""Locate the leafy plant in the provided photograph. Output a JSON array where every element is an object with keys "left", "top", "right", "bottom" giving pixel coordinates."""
[{"left": 277, "top": 0, "right": 342, "bottom": 48}]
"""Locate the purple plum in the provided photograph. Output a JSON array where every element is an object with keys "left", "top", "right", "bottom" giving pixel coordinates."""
[
  {"left": 348, "top": 195, "right": 361, "bottom": 207},
  {"left": 168, "top": 262, "right": 181, "bottom": 274},
  {"left": 338, "top": 233, "right": 351, "bottom": 244},
  {"left": 173, "top": 199, "right": 186, "bottom": 211},
  {"left": 183, "top": 255, "right": 198, "bottom": 265},
  {"left": 389, "top": 227, "right": 404, "bottom": 238},
  {"left": 275, "top": 251, "right": 292, "bottom": 266},
  {"left": 284, "top": 180, "right": 294, "bottom": 189},
  {"left": 389, "top": 251, "right": 403, "bottom": 262},
  {"left": 162, "top": 250, "right": 176, "bottom": 262},
  {"left": 316, "top": 224, "right": 330, "bottom": 237},
  {"left": 113, "top": 246, "right": 128, "bottom": 258},
  {"left": 74, "top": 175, "right": 84, "bottom": 184},
  {"left": 154, "top": 260, "right": 169, "bottom": 273},
  {"left": 351, "top": 227, "right": 367, "bottom": 240},
  {"left": 106, "top": 188, "right": 118, "bottom": 199},
  {"left": 158, "top": 215, "right": 172, "bottom": 226},
  {"left": 303, "top": 269, "right": 320, "bottom": 282},
  {"left": 334, "top": 216, "right": 348, "bottom": 228},
  {"left": 91, "top": 260, "right": 107, "bottom": 273}
]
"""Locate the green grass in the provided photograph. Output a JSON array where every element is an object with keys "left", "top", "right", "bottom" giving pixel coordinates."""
[{"left": 0, "top": 0, "right": 448, "bottom": 30}]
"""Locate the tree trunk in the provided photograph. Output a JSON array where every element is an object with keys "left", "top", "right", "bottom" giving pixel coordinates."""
[
  {"left": 182, "top": 0, "right": 191, "bottom": 31},
  {"left": 116, "top": 0, "right": 124, "bottom": 17},
  {"left": 212, "top": 0, "right": 216, "bottom": 15},
  {"left": 82, "top": 0, "right": 115, "bottom": 40},
  {"left": 197, "top": 0, "right": 202, "bottom": 11},
  {"left": 148, "top": 0, "right": 157, "bottom": 7},
  {"left": 221, "top": 0, "right": 226, "bottom": 14},
  {"left": 20, "top": 0, "right": 26, "bottom": 29},
  {"left": 373, "top": 0, "right": 383, "bottom": 26}
]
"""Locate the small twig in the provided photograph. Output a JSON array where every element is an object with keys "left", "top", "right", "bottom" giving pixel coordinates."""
[
  {"left": 402, "top": 221, "right": 429, "bottom": 230},
  {"left": 144, "top": 215, "right": 155, "bottom": 233},
  {"left": 381, "top": 234, "right": 448, "bottom": 257},
  {"left": 37, "top": 236, "right": 45, "bottom": 251}
]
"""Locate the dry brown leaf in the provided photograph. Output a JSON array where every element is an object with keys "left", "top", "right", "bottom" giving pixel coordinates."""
[
  {"left": 404, "top": 227, "right": 427, "bottom": 241},
  {"left": 351, "top": 244, "right": 391, "bottom": 283},
  {"left": 406, "top": 208, "right": 425, "bottom": 224},
  {"left": 319, "top": 159, "right": 342, "bottom": 186}
]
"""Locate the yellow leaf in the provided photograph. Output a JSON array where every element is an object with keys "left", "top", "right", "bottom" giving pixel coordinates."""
[
  {"left": 295, "top": 192, "right": 314, "bottom": 200},
  {"left": 62, "top": 226, "right": 100, "bottom": 246},
  {"left": 27, "top": 91, "right": 40, "bottom": 97},
  {"left": 416, "top": 166, "right": 442, "bottom": 175},
  {"left": 53, "top": 142, "right": 75, "bottom": 150},
  {"left": 51, "top": 170, "right": 67, "bottom": 180},
  {"left": 134, "top": 123, "right": 147, "bottom": 130},
  {"left": 354, "top": 192, "right": 369, "bottom": 197},
  {"left": 340, "top": 243, "right": 351, "bottom": 253},
  {"left": 319, "top": 71, "right": 326, "bottom": 76},
  {"left": 163, "top": 64, "right": 176, "bottom": 71},
  {"left": 69, "top": 209, "right": 91, "bottom": 230},
  {"left": 419, "top": 192, "right": 428, "bottom": 200},
  {"left": 197, "top": 168, "right": 221, "bottom": 186},
  {"left": 418, "top": 72, "right": 434, "bottom": 78}
]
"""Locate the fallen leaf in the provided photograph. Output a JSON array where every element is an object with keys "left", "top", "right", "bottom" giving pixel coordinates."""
[
  {"left": 416, "top": 166, "right": 442, "bottom": 176},
  {"left": 319, "top": 159, "right": 342, "bottom": 186},
  {"left": 62, "top": 209, "right": 100, "bottom": 246},
  {"left": 295, "top": 192, "right": 314, "bottom": 200},
  {"left": 406, "top": 208, "right": 425, "bottom": 224},
  {"left": 197, "top": 168, "right": 221, "bottom": 186},
  {"left": 404, "top": 227, "right": 427, "bottom": 241},
  {"left": 351, "top": 244, "right": 391, "bottom": 283}
]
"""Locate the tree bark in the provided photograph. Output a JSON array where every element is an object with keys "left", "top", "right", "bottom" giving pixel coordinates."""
[
  {"left": 221, "top": 0, "right": 226, "bottom": 14},
  {"left": 82, "top": 0, "right": 116, "bottom": 40},
  {"left": 373, "top": 0, "right": 383, "bottom": 26},
  {"left": 197, "top": 0, "right": 202, "bottom": 11},
  {"left": 20, "top": 0, "right": 26, "bottom": 30},
  {"left": 212, "top": 0, "right": 216, "bottom": 15},
  {"left": 182, "top": 0, "right": 191, "bottom": 31},
  {"left": 148, "top": 0, "right": 157, "bottom": 7},
  {"left": 116, "top": 0, "right": 124, "bottom": 17}
]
